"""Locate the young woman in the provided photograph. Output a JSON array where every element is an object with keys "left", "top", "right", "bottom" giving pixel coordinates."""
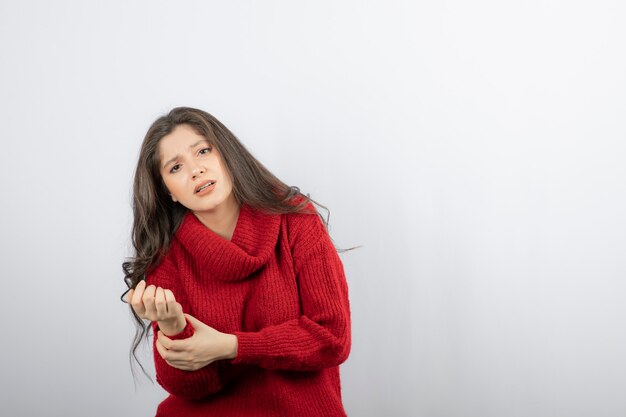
[{"left": 121, "top": 107, "right": 355, "bottom": 416}]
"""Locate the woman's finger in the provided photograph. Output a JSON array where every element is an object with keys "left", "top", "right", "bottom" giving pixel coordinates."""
[
  {"left": 130, "top": 281, "right": 147, "bottom": 316},
  {"left": 157, "top": 330, "right": 184, "bottom": 352},
  {"left": 142, "top": 284, "right": 157, "bottom": 317},
  {"left": 154, "top": 287, "right": 167, "bottom": 318},
  {"left": 156, "top": 338, "right": 184, "bottom": 362},
  {"left": 163, "top": 289, "right": 179, "bottom": 316},
  {"left": 155, "top": 337, "right": 194, "bottom": 370},
  {"left": 155, "top": 337, "right": 169, "bottom": 359},
  {"left": 163, "top": 288, "right": 176, "bottom": 302}
]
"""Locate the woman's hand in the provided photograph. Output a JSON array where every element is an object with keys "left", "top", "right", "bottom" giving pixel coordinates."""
[
  {"left": 126, "top": 280, "right": 186, "bottom": 335},
  {"left": 155, "top": 313, "right": 239, "bottom": 371}
]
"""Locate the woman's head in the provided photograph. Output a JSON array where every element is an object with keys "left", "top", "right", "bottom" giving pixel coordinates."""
[
  {"left": 158, "top": 123, "right": 237, "bottom": 216},
  {"left": 135, "top": 109, "right": 228, "bottom": 225}
]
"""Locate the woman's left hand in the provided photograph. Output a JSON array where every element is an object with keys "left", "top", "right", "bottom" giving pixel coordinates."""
[{"left": 155, "top": 313, "right": 238, "bottom": 371}]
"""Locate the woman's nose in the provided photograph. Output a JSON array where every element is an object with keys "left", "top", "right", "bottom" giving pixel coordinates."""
[{"left": 192, "top": 165, "right": 205, "bottom": 177}]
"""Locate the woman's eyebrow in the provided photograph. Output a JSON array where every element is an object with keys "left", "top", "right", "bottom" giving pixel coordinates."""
[{"left": 162, "top": 140, "right": 209, "bottom": 169}]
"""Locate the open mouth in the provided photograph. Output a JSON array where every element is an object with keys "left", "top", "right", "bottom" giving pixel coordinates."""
[{"left": 195, "top": 181, "right": 216, "bottom": 193}]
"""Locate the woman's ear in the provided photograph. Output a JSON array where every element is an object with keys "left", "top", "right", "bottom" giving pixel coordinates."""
[{"left": 170, "top": 193, "right": 177, "bottom": 202}]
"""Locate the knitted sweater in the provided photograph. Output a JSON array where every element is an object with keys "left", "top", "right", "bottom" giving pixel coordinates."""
[{"left": 145, "top": 199, "right": 352, "bottom": 416}]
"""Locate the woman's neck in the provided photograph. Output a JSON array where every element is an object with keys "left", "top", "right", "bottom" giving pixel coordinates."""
[{"left": 193, "top": 196, "right": 241, "bottom": 241}]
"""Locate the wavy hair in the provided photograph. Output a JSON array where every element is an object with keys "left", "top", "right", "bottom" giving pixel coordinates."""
[{"left": 120, "top": 106, "right": 359, "bottom": 381}]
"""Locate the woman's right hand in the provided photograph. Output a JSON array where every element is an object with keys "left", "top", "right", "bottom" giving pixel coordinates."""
[{"left": 126, "top": 280, "right": 186, "bottom": 335}]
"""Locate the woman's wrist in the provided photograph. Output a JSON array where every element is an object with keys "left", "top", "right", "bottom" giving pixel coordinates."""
[
  {"left": 158, "top": 316, "right": 187, "bottom": 336},
  {"left": 224, "top": 333, "right": 238, "bottom": 360}
]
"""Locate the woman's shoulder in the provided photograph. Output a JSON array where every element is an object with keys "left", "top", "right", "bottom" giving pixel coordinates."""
[
  {"left": 283, "top": 197, "right": 329, "bottom": 257},
  {"left": 283, "top": 195, "right": 323, "bottom": 230}
]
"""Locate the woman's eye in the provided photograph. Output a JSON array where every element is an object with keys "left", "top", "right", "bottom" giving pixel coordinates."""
[{"left": 168, "top": 148, "right": 210, "bottom": 173}]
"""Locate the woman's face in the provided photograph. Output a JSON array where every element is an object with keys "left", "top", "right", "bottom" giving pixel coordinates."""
[{"left": 158, "top": 123, "right": 236, "bottom": 216}]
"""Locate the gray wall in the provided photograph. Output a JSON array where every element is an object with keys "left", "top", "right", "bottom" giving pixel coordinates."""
[{"left": 1, "top": 1, "right": 625, "bottom": 416}]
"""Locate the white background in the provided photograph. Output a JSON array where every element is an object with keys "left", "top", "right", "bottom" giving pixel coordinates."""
[{"left": 1, "top": 1, "right": 625, "bottom": 416}]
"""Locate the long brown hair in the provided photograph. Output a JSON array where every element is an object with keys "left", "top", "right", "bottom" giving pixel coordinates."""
[{"left": 121, "top": 106, "right": 359, "bottom": 381}]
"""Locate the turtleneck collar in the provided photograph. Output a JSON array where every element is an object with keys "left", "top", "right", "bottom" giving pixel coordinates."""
[{"left": 173, "top": 203, "right": 282, "bottom": 281}]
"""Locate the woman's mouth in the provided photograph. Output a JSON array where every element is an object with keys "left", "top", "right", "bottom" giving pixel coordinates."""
[{"left": 195, "top": 181, "right": 216, "bottom": 194}]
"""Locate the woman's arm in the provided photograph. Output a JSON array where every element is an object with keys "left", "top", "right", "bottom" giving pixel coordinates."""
[
  {"left": 145, "top": 253, "right": 244, "bottom": 399},
  {"left": 228, "top": 216, "right": 352, "bottom": 371},
  {"left": 154, "top": 312, "right": 238, "bottom": 371},
  {"left": 151, "top": 319, "right": 252, "bottom": 400}
]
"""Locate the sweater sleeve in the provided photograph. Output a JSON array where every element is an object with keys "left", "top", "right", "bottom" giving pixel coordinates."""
[
  {"left": 151, "top": 320, "right": 229, "bottom": 399},
  {"left": 228, "top": 214, "right": 352, "bottom": 371},
  {"left": 146, "top": 251, "right": 243, "bottom": 399}
]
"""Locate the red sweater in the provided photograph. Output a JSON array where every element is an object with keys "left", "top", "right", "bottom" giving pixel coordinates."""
[{"left": 145, "top": 200, "right": 352, "bottom": 416}]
